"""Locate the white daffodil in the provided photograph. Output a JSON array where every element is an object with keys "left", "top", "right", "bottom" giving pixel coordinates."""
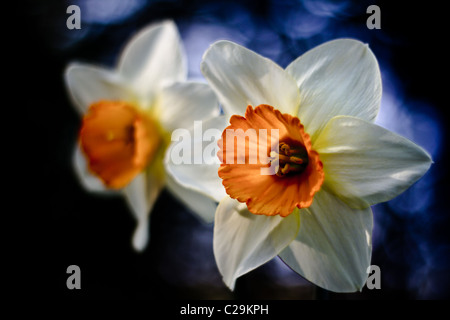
[
  {"left": 165, "top": 39, "right": 432, "bottom": 292},
  {"left": 65, "top": 20, "right": 220, "bottom": 251}
]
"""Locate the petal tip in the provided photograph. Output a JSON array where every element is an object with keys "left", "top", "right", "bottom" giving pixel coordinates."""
[{"left": 132, "top": 219, "right": 149, "bottom": 252}]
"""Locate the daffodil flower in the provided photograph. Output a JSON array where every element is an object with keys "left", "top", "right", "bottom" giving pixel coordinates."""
[
  {"left": 65, "top": 21, "right": 220, "bottom": 251},
  {"left": 165, "top": 39, "right": 432, "bottom": 292}
]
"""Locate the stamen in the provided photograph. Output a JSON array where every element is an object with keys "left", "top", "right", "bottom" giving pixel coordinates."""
[
  {"left": 281, "top": 163, "right": 290, "bottom": 175},
  {"left": 280, "top": 143, "right": 290, "bottom": 155},
  {"left": 289, "top": 156, "right": 304, "bottom": 164},
  {"left": 271, "top": 141, "right": 309, "bottom": 177},
  {"left": 278, "top": 154, "right": 304, "bottom": 164}
]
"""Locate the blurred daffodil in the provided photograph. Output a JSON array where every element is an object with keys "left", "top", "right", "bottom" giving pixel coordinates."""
[
  {"left": 166, "top": 39, "right": 432, "bottom": 292},
  {"left": 65, "top": 21, "right": 220, "bottom": 251}
]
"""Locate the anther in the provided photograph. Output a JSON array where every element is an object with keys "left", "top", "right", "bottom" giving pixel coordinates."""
[{"left": 271, "top": 141, "right": 309, "bottom": 177}]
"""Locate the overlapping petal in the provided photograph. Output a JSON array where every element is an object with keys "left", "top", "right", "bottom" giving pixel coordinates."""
[
  {"left": 201, "top": 40, "right": 300, "bottom": 116},
  {"left": 165, "top": 116, "right": 229, "bottom": 203},
  {"left": 214, "top": 197, "right": 300, "bottom": 290},
  {"left": 313, "top": 116, "right": 432, "bottom": 208},
  {"left": 286, "top": 39, "right": 382, "bottom": 140},
  {"left": 156, "top": 82, "right": 220, "bottom": 132},
  {"left": 279, "top": 187, "right": 373, "bottom": 292}
]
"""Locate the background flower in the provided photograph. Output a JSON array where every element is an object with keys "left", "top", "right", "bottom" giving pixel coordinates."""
[
  {"left": 64, "top": 20, "right": 220, "bottom": 252},
  {"left": 21, "top": 0, "right": 448, "bottom": 299}
]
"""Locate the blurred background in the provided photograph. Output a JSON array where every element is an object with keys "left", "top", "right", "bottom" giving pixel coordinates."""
[{"left": 19, "top": 0, "right": 448, "bottom": 299}]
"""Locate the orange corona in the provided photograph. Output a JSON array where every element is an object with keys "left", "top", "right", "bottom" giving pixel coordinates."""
[
  {"left": 218, "top": 104, "right": 324, "bottom": 217},
  {"left": 79, "top": 100, "right": 161, "bottom": 189}
]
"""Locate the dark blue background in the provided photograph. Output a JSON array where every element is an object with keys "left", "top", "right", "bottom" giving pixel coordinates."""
[{"left": 18, "top": 0, "right": 449, "bottom": 299}]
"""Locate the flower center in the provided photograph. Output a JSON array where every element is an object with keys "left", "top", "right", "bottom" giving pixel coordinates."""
[
  {"left": 79, "top": 100, "right": 161, "bottom": 189},
  {"left": 218, "top": 104, "right": 324, "bottom": 217},
  {"left": 271, "top": 142, "right": 309, "bottom": 177}
]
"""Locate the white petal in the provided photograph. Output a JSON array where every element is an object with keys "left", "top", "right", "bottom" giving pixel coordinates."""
[
  {"left": 313, "top": 116, "right": 433, "bottom": 208},
  {"left": 156, "top": 81, "right": 220, "bottom": 132},
  {"left": 64, "top": 63, "right": 132, "bottom": 115},
  {"left": 286, "top": 39, "right": 382, "bottom": 140},
  {"left": 279, "top": 188, "right": 373, "bottom": 292},
  {"left": 165, "top": 173, "right": 217, "bottom": 223},
  {"left": 214, "top": 197, "right": 300, "bottom": 290},
  {"left": 164, "top": 115, "right": 228, "bottom": 202},
  {"left": 72, "top": 144, "right": 118, "bottom": 194},
  {"left": 201, "top": 40, "right": 300, "bottom": 116},
  {"left": 122, "top": 171, "right": 163, "bottom": 251},
  {"left": 117, "top": 20, "right": 187, "bottom": 103}
]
